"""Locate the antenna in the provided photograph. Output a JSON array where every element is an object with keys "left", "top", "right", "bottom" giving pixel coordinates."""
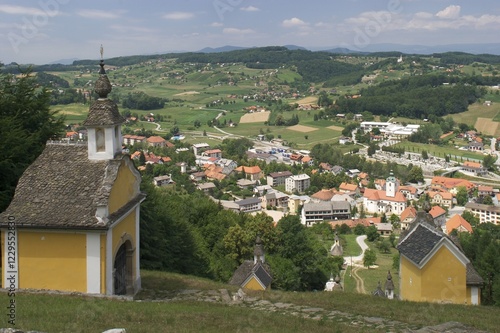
[{"left": 100, "top": 44, "right": 104, "bottom": 60}]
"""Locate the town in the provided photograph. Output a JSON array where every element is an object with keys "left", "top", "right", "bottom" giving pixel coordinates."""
[{"left": 2, "top": 38, "right": 500, "bottom": 333}]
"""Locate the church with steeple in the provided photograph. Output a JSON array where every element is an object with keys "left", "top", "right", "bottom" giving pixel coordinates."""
[
  {"left": 0, "top": 48, "right": 145, "bottom": 295},
  {"left": 362, "top": 171, "right": 407, "bottom": 215}
]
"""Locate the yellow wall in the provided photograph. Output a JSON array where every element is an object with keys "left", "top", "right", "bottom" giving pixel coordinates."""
[
  {"left": 401, "top": 245, "right": 468, "bottom": 304},
  {"left": 108, "top": 160, "right": 138, "bottom": 214},
  {"left": 112, "top": 207, "right": 137, "bottom": 278},
  {"left": 421, "top": 246, "right": 467, "bottom": 304},
  {"left": 243, "top": 276, "right": 265, "bottom": 291},
  {"left": 17, "top": 231, "right": 87, "bottom": 292},
  {"left": 400, "top": 255, "right": 422, "bottom": 302}
]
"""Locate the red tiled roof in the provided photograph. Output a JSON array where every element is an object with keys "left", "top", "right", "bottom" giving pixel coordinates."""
[
  {"left": 400, "top": 206, "right": 417, "bottom": 221},
  {"left": 311, "top": 189, "right": 338, "bottom": 201},
  {"left": 429, "top": 205, "right": 447, "bottom": 218},
  {"left": 235, "top": 165, "right": 262, "bottom": 174},
  {"left": 339, "top": 182, "right": 358, "bottom": 192},
  {"left": 427, "top": 191, "right": 453, "bottom": 200},
  {"left": 147, "top": 136, "right": 166, "bottom": 143},
  {"left": 363, "top": 188, "right": 406, "bottom": 203},
  {"left": 446, "top": 215, "right": 472, "bottom": 234}
]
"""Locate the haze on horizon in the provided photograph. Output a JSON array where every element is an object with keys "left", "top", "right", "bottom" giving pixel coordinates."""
[{"left": 1, "top": 0, "right": 500, "bottom": 65}]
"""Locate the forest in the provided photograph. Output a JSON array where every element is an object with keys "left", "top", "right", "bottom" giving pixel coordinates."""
[
  {"left": 139, "top": 180, "right": 342, "bottom": 291},
  {"left": 334, "top": 74, "right": 491, "bottom": 118}
]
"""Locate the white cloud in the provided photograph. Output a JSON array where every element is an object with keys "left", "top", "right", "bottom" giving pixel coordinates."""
[
  {"left": 282, "top": 17, "right": 308, "bottom": 28},
  {"left": 223, "top": 27, "right": 255, "bottom": 34},
  {"left": 240, "top": 6, "right": 260, "bottom": 12},
  {"left": 163, "top": 12, "right": 194, "bottom": 20},
  {"left": 77, "top": 9, "right": 122, "bottom": 20},
  {"left": 0, "top": 4, "right": 56, "bottom": 16},
  {"left": 340, "top": 6, "right": 500, "bottom": 34},
  {"left": 210, "top": 22, "right": 223, "bottom": 27},
  {"left": 109, "top": 25, "right": 156, "bottom": 34},
  {"left": 436, "top": 5, "right": 461, "bottom": 19}
]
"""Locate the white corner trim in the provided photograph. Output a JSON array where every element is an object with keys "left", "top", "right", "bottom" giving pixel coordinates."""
[{"left": 86, "top": 233, "right": 101, "bottom": 294}]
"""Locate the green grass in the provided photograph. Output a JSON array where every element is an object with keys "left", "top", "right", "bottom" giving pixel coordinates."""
[
  {"left": 394, "top": 141, "right": 486, "bottom": 162},
  {"left": 2, "top": 270, "right": 500, "bottom": 333}
]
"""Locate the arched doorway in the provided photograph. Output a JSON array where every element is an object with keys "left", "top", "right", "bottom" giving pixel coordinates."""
[{"left": 113, "top": 240, "right": 133, "bottom": 295}]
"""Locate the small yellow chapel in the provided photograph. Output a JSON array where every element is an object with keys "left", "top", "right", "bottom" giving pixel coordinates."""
[{"left": 0, "top": 54, "right": 145, "bottom": 295}]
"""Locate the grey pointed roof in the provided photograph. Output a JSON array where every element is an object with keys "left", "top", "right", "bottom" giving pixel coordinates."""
[
  {"left": 466, "top": 263, "right": 484, "bottom": 285},
  {"left": 373, "top": 281, "right": 385, "bottom": 297},
  {"left": 0, "top": 144, "right": 144, "bottom": 229},
  {"left": 229, "top": 260, "right": 272, "bottom": 288},
  {"left": 385, "top": 271, "right": 394, "bottom": 291},
  {"left": 254, "top": 236, "right": 264, "bottom": 257},
  {"left": 397, "top": 219, "right": 443, "bottom": 265},
  {"left": 82, "top": 60, "right": 125, "bottom": 127}
]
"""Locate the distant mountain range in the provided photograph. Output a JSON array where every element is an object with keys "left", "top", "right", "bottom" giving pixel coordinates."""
[
  {"left": 44, "top": 43, "right": 500, "bottom": 66},
  {"left": 195, "top": 43, "right": 500, "bottom": 55},
  {"left": 197, "top": 44, "right": 307, "bottom": 53}
]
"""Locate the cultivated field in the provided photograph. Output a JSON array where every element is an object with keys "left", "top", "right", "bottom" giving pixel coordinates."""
[
  {"left": 294, "top": 96, "right": 318, "bottom": 105},
  {"left": 475, "top": 117, "right": 500, "bottom": 136},
  {"left": 328, "top": 125, "right": 344, "bottom": 131},
  {"left": 174, "top": 91, "right": 200, "bottom": 96},
  {"left": 239, "top": 111, "right": 270, "bottom": 123},
  {"left": 287, "top": 124, "right": 319, "bottom": 132}
]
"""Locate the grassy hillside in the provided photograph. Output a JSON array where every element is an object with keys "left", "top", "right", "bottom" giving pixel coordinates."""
[{"left": 2, "top": 270, "right": 498, "bottom": 333}]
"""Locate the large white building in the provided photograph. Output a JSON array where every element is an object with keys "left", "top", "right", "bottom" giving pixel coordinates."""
[
  {"left": 363, "top": 172, "right": 407, "bottom": 215},
  {"left": 285, "top": 174, "right": 311, "bottom": 193}
]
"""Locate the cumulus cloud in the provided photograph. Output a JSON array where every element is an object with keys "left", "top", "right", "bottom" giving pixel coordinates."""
[
  {"left": 210, "top": 22, "right": 223, "bottom": 27},
  {"left": 0, "top": 4, "right": 58, "bottom": 16},
  {"left": 77, "top": 9, "right": 122, "bottom": 19},
  {"left": 282, "top": 17, "right": 308, "bottom": 28},
  {"left": 240, "top": 6, "right": 260, "bottom": 12},
  {"left": 223, "top": 27, "right": 255, "bottom": 34},
  {"left": 163, "top": 12, "right": 194, "bottom": 20},
  {"left": 340, "top": 6, "right": 500, "bottom": 33},
  {"left": 436, "top": 5, "right": 461, "bottom": 19}
]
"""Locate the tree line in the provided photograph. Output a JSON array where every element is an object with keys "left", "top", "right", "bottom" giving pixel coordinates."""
[
  {"left": 335, "top": 74, "right": 488, "bottom": 118},
  {"left": 140, "top": 181, "right": 342, "bottom": 291}
]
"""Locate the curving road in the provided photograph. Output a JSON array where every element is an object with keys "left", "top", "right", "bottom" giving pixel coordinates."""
[{"left": 348, "top": 235, "right": 369, "bottom": 264}]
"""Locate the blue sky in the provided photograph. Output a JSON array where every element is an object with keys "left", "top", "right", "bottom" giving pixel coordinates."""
[{"left": 1, "top": 0, "right": 500, "bottom": 64}]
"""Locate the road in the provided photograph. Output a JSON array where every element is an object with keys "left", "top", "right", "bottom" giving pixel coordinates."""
[{"left": 347, "top": 235, "right": 369, "bottom": 264}]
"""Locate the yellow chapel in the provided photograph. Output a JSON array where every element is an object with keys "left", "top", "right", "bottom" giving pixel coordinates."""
[
  {"left": 0, "top": 56, "right": 145, "bottom": 295},
  {"left": 397, "top": 207, "right": 483, "bottom": 305}
]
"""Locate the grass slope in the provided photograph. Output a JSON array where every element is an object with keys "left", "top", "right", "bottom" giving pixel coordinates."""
[{"left": 2, "top": 270, "right": 499, "bottom": 333}]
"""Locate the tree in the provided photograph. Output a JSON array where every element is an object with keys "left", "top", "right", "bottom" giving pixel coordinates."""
[
  {"left": 483, "top": 195, "right": 494, "bottom": 206},
  {"left": 456, "top": 186, "right": 468, "bottom": 206},
  {"left": 363, "top": 249, "right": 377, "bottom": 268},
  {"left": 421, "top": 150, "right": 429, "bottom": 160},
  {"left": 353, "top": 224, "right": 366, "bottom": 235},
  {"left": 0, "top": 67, "right": 64, "bottom": 211},
  {"left": 392, "top": 253, "right": 400, "bottom": 271},
  {"left": 483, "top": 154, "right": 497, "bottom": 171},
  {"left": 462, "top": 210, "right": 480, "bottom": 227},
  {"left": 377, "top": 239, "right": 392, "bottom": 254},
  {"left": 366, "top": 225, "right": 380, "bottom": 242}
]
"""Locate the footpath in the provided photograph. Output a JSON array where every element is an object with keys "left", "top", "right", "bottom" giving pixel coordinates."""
[{"left": 0, "top": 287, "right": 489, "bottom": 333}]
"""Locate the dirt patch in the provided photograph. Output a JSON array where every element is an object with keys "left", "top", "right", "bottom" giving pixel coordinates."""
[
  {"left": 475, "top": 117, "right": 499, "bottom": 136},
  {"left": 239, "top": 111, "right": 270, "bottom": 123},
  {"left": 327, "top": 125, "right": 344, "bottom": 131},
  {"left": 293, "top": 96, "right": 317, "bottom": 105},
  {"left": 287, "top": 124, "right": 319, "bottom": 133},
  {"left": 174, "top": 91, "right": 200, "bottom": 96}
]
